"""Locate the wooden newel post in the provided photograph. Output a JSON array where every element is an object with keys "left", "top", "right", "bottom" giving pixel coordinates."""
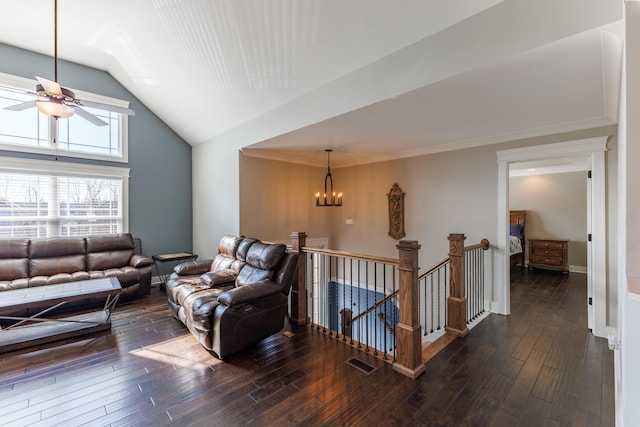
[
  {"left": 446, "top": 233, "right": 469, "bottom": 337},
  {"left": 393, "top": 240, "right": 425, "bottom": 379},
  {"left": 289, "top": 232, "right": 307, "bottom": 325}
]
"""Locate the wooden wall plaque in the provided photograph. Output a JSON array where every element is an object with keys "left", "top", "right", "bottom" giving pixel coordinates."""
[{"left": 387, "top": 183, "right": 405, "bottom": 239}]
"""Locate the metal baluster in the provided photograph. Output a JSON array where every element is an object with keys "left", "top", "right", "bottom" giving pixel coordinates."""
[{"left": 382, "top": 264, "right": 388, "bottom": 361}]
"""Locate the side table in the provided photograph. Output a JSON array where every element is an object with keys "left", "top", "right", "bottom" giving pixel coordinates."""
[{"left": 153, "top": 252, "right": 198, "bottom": 289}]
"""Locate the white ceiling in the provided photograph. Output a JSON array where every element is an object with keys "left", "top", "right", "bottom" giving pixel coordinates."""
[{"left": 0, "top": 0, "right": 624, "bottom": 168}]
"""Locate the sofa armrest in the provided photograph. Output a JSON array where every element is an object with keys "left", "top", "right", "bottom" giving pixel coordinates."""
[
  {"left": 200, "top": 269, "right": 237, "bottom": 288},
  {"left": 173, "top": 259, "right": 213, "bottom": 276},
  {"left": 130, "top": 254, "right": 154, "bottom": 268},
  {"left": 217, "top": 280, "right": 282, "bottom": 307}
]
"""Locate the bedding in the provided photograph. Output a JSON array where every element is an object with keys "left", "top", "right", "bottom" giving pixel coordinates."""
[
  {"left": 510, "top": 223, "right": 524, "bottom": 238},
  {"left": 509, "top": 235, "right": 523, "bottom": 255},
  {"left": 509, "top": 210, "right": 526, "bottom": 268}
]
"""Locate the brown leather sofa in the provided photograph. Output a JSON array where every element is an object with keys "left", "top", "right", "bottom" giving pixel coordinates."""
[
  {"left": 166, "top": 235, "right": 298, "bottom": 358},
  {"left": 0, "top": 233, "right": 153, "bottom": 302}
]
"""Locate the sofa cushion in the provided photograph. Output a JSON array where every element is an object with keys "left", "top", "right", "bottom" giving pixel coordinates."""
[
  {"left": 217, "top": 235, "right": 242, "bottom": 257},
  {"left": 246, "top": 242, "right": 286, "bottom": 271},
  {"left": 0, "top": 239, "right": 30, "bottom": 281},
  {"left": 0, "top": 238, "right": 29, "bottom": 258},
  {"left": 181, "top": 288, "right": 224, "bottom": 330},
  {"left": 28, "top": 238, "right": 86, "bottom": 277},
  {"left": 30, "top": 237, "right": 85, "bottom": 258},
  {"left": 86, "top": 233, "right": 134, "bottom": 252},
  {"left": 236, "top": 242, "right": 286, "bottom": 287},
  {"left": 0, "top": 259, "right": 29, "bottom": 282},
  {"left": 166, "top": 275, "right": 204, "bottom": 306},
  {"left": 86, "top": 234, "right": 134, "bottom": 271},
  {"left": 211, "top": 235, "right": 245, "bottom": 272},
  {"left": 0, "top": 278, "right": 29, "bottom": 291},
  {"left": 29, "top": 271, "right": 91, "bottom": 286},
  {"left": 89, "top": 267, "right": 140, "bottom": 287},
  {"left": 29, "top": 255, "right": 86, "bottom": 277},
  {"left": 236, "top": 238, "right": 258, "bottom": 262}
]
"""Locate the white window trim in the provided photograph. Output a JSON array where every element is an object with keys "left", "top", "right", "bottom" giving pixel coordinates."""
[
  {"left": 0, "top": 156, "right": 130, "bottom": 232},
  {"left": 0, "top": 72, "right": 130, "bottom": 163}
]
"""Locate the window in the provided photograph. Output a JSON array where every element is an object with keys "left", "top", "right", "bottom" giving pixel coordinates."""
[
  {"left": 0, "top": 158, "right": 129, "bottom": 238},
  {"left": 0, "top": 72, "right": 129, "bottom": 162}
]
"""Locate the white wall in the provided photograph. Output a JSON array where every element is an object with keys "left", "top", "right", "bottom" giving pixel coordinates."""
[
  {"left": 621, "top": 2, "right": 640, "bottom": 425},
  {"left": 192, "top": 142, "right": 242, "bottom": 259}
]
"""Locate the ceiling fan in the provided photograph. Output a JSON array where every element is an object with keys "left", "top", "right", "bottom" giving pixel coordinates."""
[{"left": 3, "top": 0, "right": 135, "bottom": 126}]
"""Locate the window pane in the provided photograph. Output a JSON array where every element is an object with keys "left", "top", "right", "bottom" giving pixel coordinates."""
[
  {"left": 58, "top": 106, "right": 120, "bottom": 156},
  {"left": 0, "top": 75, "right": 126, "bottom": 160},
  {"left": 0, "top": 87, "right": 48, "bottom": 148},
  {"left": 0, "top": 172, "right": 50, "bottom": 238},
  {"left": 57, "top": 176, "right": 122, "bottom": 237},
  {"left": 0, "top": 171, "right": 122, "bottom": 238}
]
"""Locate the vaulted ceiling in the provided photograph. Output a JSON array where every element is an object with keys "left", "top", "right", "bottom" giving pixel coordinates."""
[{"left": 0, "top": 0, "right": 624, "bottom": 167}]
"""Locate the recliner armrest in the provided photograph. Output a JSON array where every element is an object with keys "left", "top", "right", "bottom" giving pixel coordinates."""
[
  {"left": 200, "top": 269, "right": 237, "bottom": 287},
  {"left": 130, "top": 254, "right": 154, "bottom": 268},
  {"left": 217, "top": 280, "right": 282, "bottom": 307},
  {"left": 173, "top": 259, "right": 213, "bottom": 276}
]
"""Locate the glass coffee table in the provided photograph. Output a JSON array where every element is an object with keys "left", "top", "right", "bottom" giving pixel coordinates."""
[{"left": 0, "top": 277, "right": 122, "bottom": 352}]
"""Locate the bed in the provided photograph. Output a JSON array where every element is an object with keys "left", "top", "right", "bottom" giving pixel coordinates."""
[{"left": 509, "top": 210, "right": 526, "bottom": 268}]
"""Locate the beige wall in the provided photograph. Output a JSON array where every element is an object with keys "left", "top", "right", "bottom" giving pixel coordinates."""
[
  {"left": 239, "top": 154, "right": 332, "bottom": 244},
  {"left": 330, "top": 145, "right": 500, "bottom": 266},
  {"left": 238, "top": 128, "right": 617, "bottom": 275},
  {"left": 510, "top": 172, "right": 588, "bottom": 268},
  {"left": 240, "top": 143, "right": 503, "bottom": 269}
]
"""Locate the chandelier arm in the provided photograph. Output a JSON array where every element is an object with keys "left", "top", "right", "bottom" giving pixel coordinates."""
[{"left": 324, "top": 173, "right": 334, "bottom": 204}]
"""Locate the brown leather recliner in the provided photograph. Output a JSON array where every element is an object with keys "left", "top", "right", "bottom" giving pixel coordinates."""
[{"left": 166, "top": 236, "right": 298, "bottom": 358}]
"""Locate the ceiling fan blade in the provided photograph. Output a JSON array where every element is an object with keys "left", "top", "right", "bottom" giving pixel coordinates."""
[
  {"left": 4, "top": 100, "right": 37, "bottom": 111},
  {"left": 36, "top": 76, "right": 62, "bottom": 97},
  {"left": 73, "top": 106, "right": 108, "bottom": 126},
  {"left": 76, "top": 99, "right": 135, "bottom": 116}
]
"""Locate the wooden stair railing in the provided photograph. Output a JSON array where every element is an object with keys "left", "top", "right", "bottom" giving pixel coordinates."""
[
  {"left": 289, "top": 232, "right": 489, "bottom": 380},
  {"left": 349, "top": 257, "right": 450, "bottom": 326}
]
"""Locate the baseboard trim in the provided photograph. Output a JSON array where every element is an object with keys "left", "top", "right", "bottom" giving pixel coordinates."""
[{"left": 570, "top": 265, "right": 587, "bottom": 274}]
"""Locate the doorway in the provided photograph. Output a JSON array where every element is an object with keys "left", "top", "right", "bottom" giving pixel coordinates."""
[
  {"left": 508, "top": 158, "right": 591, "bottom": 328},
  {"left": 496, "top": 136, "right": 608, "bottom": 337}
]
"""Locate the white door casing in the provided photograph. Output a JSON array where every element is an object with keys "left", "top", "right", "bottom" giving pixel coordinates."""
[{"left": 496, "top": 136, "right": 608, "bottom": 337}]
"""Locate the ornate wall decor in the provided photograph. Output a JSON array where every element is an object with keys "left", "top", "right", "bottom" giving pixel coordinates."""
[{"left": 387, "top": 183, "right": 405, "bottom": 239}]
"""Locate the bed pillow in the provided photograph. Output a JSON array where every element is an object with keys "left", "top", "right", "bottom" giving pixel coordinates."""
[{"left": 510, "top": 223, "right": 524, "bottom": 238}]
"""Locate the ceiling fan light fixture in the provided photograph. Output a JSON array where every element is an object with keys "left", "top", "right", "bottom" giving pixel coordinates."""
[
  {"left": 36, "top": 99, "right": 75, "bottom": 119},
  {"left": 2, "top": 0, "right": 133, "bottom": 125}
]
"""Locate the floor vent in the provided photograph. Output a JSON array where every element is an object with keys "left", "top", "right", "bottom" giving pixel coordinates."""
[{"left": 346, "top": 357, "right": 377, "bottom": 375}]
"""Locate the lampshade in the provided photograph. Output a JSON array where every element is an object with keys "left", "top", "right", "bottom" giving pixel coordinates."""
[{"left": 36, "top": 99, "right": 75, "bottom": 119}]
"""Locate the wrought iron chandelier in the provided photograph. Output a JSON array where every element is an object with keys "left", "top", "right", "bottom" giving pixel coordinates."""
[{"left": 315, "top": 149, "right": 342, "bottom": 207}]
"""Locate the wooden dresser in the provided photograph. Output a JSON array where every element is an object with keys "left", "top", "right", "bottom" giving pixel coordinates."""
[{"left": 528, "top": 238, "right": 569, "bottom": 274}]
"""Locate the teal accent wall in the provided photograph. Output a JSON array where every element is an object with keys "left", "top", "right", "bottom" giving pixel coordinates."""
[{"left": 0, "top": 42, "right": 193, "bottom": 259}]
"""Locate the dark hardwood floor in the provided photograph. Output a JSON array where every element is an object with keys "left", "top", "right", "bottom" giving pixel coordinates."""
[{"left": 0, "top": 270, "right": 614, "bottom": 426}]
